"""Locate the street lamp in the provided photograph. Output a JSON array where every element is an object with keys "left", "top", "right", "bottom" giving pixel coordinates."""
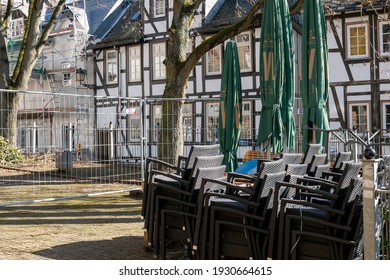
[{"left": 76, "top": 68, "right": 86, "bottom": 85}]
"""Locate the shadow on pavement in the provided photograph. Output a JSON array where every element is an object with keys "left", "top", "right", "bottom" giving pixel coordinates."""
[{"left": 33, "top": 236, "right": 152, "bottom": 260}]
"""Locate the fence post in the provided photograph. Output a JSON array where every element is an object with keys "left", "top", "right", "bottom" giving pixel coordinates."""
[
  {"left": 140, "top": 98, "right": 146, "bottom": 182},
  {"left": 362, "top": 158, "right": 381, "bottom": 259},
  {"left": 31, "top": 122, "right": 37, "bottom": 154},
  {"left": 109, "top": 122, "right": 114, "bottom": 160}
]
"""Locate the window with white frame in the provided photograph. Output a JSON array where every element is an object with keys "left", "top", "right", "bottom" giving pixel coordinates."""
[
  {"left": 349, "top": 102, "right": 370, "bottom": 134},
  {"left": 61, "top": 62, "right": 71, "bottom": 86},
  {"left": 9, "top": 18, "right": 24, "bottom": 39},
  {"left": 379, "top": 21, "right": 390, "bottom": 56},
  {"left": 206, "top": 102, "right": 219, "bottom": 142},
  {"left": 235, "top": 32, "right": 252, "bottom": 72},
  {"left": 128, "top": 46, "right": 141, "bottom": 82},
  {"left": 106, "top": 50, "right": 118, "bottom": 83},
  {"left": 152, "top": 43, "right": 166, "bottom": 80},
  {"left": 126, "top": 107, "right": 141, "bottom": 141},
  {"left": 382, "top": 103, "right": 390, "bottom": 142},
  {"left": 152, "top": 104, "right": 193, "bottom": 142},
  {"left": 241, "top": 101, "right": 252, "bottom": 139},
  {"left": 346, "top": 23, "right": 369, "bottom": 59},
  {"left": 154, "top": 0, "right": 165, "bottom": 17},
  {"left": 384, "top": 103, "right": 390, "bottom": 131},
  {"left": 206, "top": 38, "right": 222, "bottom": 75}
]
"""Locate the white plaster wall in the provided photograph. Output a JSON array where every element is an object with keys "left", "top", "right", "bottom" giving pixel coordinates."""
[
  {"left": 349, "top": 63, "right": 371, "bottom": 81},
  {"left": 128, "top": 85, "right": 143, "bottom": 97},
  {"left": 328, "top": 53, "right": 350, "bottom": 83}
]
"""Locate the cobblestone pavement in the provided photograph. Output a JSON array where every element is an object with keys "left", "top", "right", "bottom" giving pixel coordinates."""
[{"left": 0, "top": 193, "right": 155, "bottom": 260}]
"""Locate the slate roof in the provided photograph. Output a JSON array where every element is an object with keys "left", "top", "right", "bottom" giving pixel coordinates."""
[
  {"left": 201, "top": 0, "right": 303, "bottom": 34},
  {"left": 202, "top": 0, "right": 256, "bottom": 33},
  {"left": 83, "top": 0, "right": 118, "bottom": 34},
  {"left": 42, "top": 0, "right": 117, "bottom": 35},
  {"left": 88, "top": 0, "right": 141, "bottom": 49},
  {"left": 329, "top": 0, "right": 387, "bottom": 12}
]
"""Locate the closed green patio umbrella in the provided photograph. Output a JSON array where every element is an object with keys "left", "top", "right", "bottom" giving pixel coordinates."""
[
  {"left": 280, "top": 0, "right": 296, "bottom": 152},
  {"left": 301, "top": 0, "right": 330, "bottom": 152},
  {"left": 219, "top": 40, "right": 242, "bottom": 172},
  {"left": 256, "top": 0, "right": 285, "bottom": 155}
]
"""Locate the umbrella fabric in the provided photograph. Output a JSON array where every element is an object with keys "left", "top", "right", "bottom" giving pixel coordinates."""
[
  {"left": 256, "top": 0, "right": 285, "bottom": 155},
  {"left": 218, "top": 40, "right": 242, "bottom": 172},
  {"left": 280, "top": 0, "right": 296, "bottom": 151},
  {"left": 301, "top": 0, "right": 330, "bottom": 152}
]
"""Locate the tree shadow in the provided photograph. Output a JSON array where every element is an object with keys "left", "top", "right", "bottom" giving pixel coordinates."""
[{"left": 33, "top": 236, "right": 152, "bottom": 260}]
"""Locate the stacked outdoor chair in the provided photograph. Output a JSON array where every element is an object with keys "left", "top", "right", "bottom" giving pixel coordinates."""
[
  {"left": 321, "top": 151, "right": 352, "bottom": 181},
  {"left": 284, "top": 178, "right": 364, "bottom": 259},
  {"left": 280, "top": 153, "right": 303, "bottom": 169},
  {"left": 154, "top": 164, "right": 226, "bottom": 259},
  {"left": 267, "top": 161, "right": 362, "bottom": 260},
  {"left": 142, "top": 144, "right": 220, "bottom": 239},
  {"left": 330, "top": 151, "right": 352, "bottom": 173},
  {"left": 145, "top": 154, "right": 224, "bottom": 252},
  {"left": 306, "top": 153, "right": 328, "bottom": 176},
  {"left": 208, "top": 171, "right": 286, "bottom": 259},
  {"left": 192, "top": 159, "right": 286, "bottom": 259},
  {"left": 284, "top": 163, "right": 308, "bottom": 184},
  {"left": 302, "top": 143, "right": 323, "bottom": 165}
]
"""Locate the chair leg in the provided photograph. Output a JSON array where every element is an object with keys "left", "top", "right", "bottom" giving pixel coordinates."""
[{"left": 161, "top": 209, "right": 167, "bottom": 260}]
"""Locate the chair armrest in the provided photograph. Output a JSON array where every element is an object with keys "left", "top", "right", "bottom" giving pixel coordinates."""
[
  {"left": 150, "top": 170, "right": 190, "bottom": 186},
  {"left": 152, "top": 181, "right": 194, "bottom": 197},
  {"left": 146, "top": 157, "right": 183, "bottom": 173},
  {"left": 286, "top": 214, "right": 352, "bottom": 232},
  {"left": 275, "top": 181, "right": 339, "bottom": 201},
  {"left": 156, "top": 194, "right": 197, "bottom": 210},
  {"left": 321, "top": 171, "right": 342, "bottom": 179},
  {"left": 199, "top": 177, "right": 255, "bottom": 197},
  {"left": 280, "top": 197, "right": 344, "bottom": 216},
  {"left": 227, "top": 172, "right": 256, "bottom": 184},
  {"left": 297, "top": 176, "right": 339, "bottom": 192}
]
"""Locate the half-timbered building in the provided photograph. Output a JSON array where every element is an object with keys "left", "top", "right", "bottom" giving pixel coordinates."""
[
  {"left": 326, "top": 1, "right": 390, "bottom": 141},
  {"left": 88, "top": 0, "right": 303, "bottom": 159}
]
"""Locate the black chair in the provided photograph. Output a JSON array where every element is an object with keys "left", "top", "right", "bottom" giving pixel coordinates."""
[
  {"left": 192, "top": 159, "right": 285, "bottom": 259},
  {"left": 302, "top": 143, "right": 322, "bottom": 165},
  {"left": 142, "top": 144, "right": 220, "bottom": 221},
  {"left": 306, "top": 153, "right": 327, "bottom": 176},
  {"left": 321, "top": 151, "right": 353, "bottom": 181},
  {"left": 209, "top": 171, "right": 286, "bottom": 259},
  {"left": 267, "top": 161, "right": 362, "bottom": 259},
  {"left": 146, "top": 154, "right": 224, "bottom": 249},
  {"left": 312, "top": 163, "right": 331, "bottom": 178},
  {"left": 154, "top": 165, "right": 226, "bottom": 259},
  {"left": 280, "top": 153, "right": 303, "bottom": 170},
  {"left": 330, "top": 151, "right": 352, "bottom": 173},
  {"left": 285, "top": 163, "right": 308, "bottom": 184},
  {"left": 284, "top": 180, "right": 363, "bottom": 259}
]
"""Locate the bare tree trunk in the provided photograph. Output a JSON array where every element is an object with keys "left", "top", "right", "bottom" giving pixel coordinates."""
[
  {"left": 0, "top": 92, "right": 20, "bottom": 145},
  {"left": 159, "top": 99, "right": 184, "bottom": 164},
  {"left": 158, "top": 0, "right": 194, "bottom": 165}
]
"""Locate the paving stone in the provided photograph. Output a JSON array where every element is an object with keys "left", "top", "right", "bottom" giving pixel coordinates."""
[{"left": 0, "top": 194, "right": 155, "bottom": 260}]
